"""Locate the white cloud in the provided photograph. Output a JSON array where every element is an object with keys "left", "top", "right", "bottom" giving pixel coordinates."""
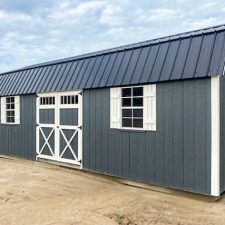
[
  {"left": 138, "top": 8, "right": 181, "bottom": 22},
  {"left": 99, "top": 4, "right": 123, "bottom": 26},
  {"left": 183, "top": 17, "right": 223, "bottom": 30},
  {"left": 49, "top": 0, "right": 106, "bottom": 21}
]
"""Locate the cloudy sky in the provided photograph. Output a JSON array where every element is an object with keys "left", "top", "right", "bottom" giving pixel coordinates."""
[{"left": 0, "top": 0, "right": 225, "bottom": 73}]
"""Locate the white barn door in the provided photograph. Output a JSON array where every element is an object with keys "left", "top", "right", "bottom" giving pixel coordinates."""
[{"left": 36, "top": 91, "right": 82, "bottom": 166}]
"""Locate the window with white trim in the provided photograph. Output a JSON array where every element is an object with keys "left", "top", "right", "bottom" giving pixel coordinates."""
[
  {"left": 110, "top": 84, "right": 156, "bottom": 131},
  {"left": 1, "top": 96, "right": 20, "bottom": 124}
]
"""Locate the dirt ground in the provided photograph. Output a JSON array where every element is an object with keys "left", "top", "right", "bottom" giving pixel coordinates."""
[{"left": 0, "top": 157, "right": 225, "bottom": 225}]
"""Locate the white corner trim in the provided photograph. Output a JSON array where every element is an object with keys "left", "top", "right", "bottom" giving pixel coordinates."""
[{"left": 211, "top": 76, "right": 220, "bottom": 196}]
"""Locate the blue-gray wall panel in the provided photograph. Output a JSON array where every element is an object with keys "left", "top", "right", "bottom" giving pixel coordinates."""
[
  {"left": 83, "top": 78, "right": 211, "bottom": 195},
  {"left": 0, "top": 95, "right": 36, "bottom": 160}
]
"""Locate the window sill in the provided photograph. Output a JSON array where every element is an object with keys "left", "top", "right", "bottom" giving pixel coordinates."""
[
  {"left": 120, "top": 129, "right": 146, "bottom": 133},
  {"left": 110, "top": 127, "right": 156, "bottom": 133},
  {"left": 1, "top": 123, "right": 20, "bottom": 126}
]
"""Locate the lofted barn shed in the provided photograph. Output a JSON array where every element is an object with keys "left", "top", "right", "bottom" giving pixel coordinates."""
[{"left": 1, "top": 24, "right": 225, "bottom": 196}]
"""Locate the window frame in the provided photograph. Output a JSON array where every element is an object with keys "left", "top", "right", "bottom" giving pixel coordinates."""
[
  {"left": 121, "top": 86, "right": 145, "bottom": 130},
  {"left": 5, "top": 96, "right": 16, "bottom": 124},
  {"left": 1, "top": 96, "right": 20, "bottom": 125}
]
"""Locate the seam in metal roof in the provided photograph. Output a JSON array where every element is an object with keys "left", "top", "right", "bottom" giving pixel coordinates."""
[{"left": 0, "top": 24, "right": 225, "bottom": 96}]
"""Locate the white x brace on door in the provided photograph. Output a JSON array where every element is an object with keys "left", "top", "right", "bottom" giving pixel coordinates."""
[{"left": 36, "top": 91, "right": 82, "bottom": 166}]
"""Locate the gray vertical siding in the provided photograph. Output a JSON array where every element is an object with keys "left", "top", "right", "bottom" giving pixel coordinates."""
[
  {"left": 0, "top": 95, "right": 36, "bottom": 160},
  {"left": 0, "top": 78, "right": 213, "bottom": 195},
  {"left": 83, "top": 78, "right": 212, "bottom": 195},
  {"left": 220, "top": 76, "right": 225, "bottom": 193}
]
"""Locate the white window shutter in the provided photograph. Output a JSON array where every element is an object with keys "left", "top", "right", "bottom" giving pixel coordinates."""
[
  {"left": 15, "top": 96, "right": 20, "bottom": 124},
  {"left": 144, "top": 84, "right": 156, "bottom": 131},
  {"left": 1, "top": 97, "right": 6, "bottom": 124},
  {"left": 110, "top": 88, "right": 121, "bottom": 128}
]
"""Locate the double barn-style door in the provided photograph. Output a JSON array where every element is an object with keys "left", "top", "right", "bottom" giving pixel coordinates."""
[{"left": 36, "top": 91, "right": 82, "bottom": 166}]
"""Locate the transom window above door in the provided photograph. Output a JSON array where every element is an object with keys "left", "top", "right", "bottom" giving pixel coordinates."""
[
  {"left": 40, "top": 96, "right": 55, "bottom": 105},
  {"left": 60, "top": 95, "right": 78, "bottom": 105}
]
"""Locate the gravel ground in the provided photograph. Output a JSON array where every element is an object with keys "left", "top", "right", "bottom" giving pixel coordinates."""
[{"left": 0, "top": 156, "right": 224, "bottom": 225}]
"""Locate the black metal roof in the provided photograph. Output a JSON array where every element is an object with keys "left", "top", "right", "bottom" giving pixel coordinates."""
[{"left": 1, "top": 24, "right": 225, "bottom": 96}]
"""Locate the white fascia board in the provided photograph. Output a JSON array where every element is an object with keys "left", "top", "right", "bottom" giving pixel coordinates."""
[{"left": 211, "top": 75, "right": 220, "bottom": 196}]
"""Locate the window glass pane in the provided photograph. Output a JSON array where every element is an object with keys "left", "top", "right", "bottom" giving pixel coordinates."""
[
  {"left": 133, "top": 109, "right": 143, "bottom": 117},
  {"left": 122, "top": 88, "right": 131, "bottom": 97},
  {"left": 122, "top": 98, "right": 131, "bottom": 107},
  {"left": 6, "top": 117, "right": 15, "bottom": 123},
  {"left": 75, "top": 95, "right": 79, "bottom": 104},
  {"left": 6, "top": 98, "right": 10, "bottom": 103},
  {"left": 7, "top": 111, "right": 14, "bottom": 117},
  {"left": 64, "top": 96, "right": 67, "bottom": 104},
  {"left": 133, "top": 119, "right": 143, "bottom": 128},
  {"left": 71, "top": 96, "right": 75, "bottom": 104},
  {"left": 133, "top": 87, "right": 143, "bottom": 96},
  {"left": 68, "top": 96, "right": 71, "bottom": 104},
  {"left": 122, "top": 118, "right": 132, "bottom": 127},
  {"left": 122, "top": 109, "right": 132, "bottom": 117},
  {"left": 133, "top": 97, "right": 143, "bottom": 106}
]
